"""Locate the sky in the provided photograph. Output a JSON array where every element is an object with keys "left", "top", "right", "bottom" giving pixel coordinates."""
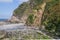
[{"left": 0, "top": 0, "right": 28, "bottom": 19}]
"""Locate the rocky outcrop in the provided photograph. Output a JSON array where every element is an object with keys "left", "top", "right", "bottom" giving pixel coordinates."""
[{"left": 8, "top": 16, "right": 20, "bottom": 23}]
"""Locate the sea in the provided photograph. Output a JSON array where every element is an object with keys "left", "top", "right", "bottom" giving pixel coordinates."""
[{"left": 0, "top": 19, "right": 8, "bottom": 21}]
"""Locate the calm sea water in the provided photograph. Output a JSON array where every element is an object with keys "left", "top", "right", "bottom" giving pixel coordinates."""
[{"left": 0, "top": 19, "right": 7, "bottom": 21}]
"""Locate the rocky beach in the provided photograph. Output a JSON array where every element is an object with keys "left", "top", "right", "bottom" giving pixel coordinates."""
[{"left": 0, "top": 23, "right": 51, "bottom": 40}]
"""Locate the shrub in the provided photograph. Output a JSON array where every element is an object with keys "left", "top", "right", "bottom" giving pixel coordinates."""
[{"left": 26, "top": 14, "right": 34, "bottom": 26}]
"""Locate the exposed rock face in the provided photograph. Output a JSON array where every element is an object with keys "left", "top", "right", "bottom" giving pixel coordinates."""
[
  {"left": 8, "top": 16, "right": 20, "bottom": 23},
  {"left": 20, "top": 15, "right": 28, "bottom": 23}
]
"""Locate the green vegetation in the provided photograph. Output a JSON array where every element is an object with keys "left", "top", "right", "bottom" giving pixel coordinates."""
[
  {"left": 43, "top": 0, "right": 60, "bottom": 35},
  {"left": 26, "top": 14, "right": 34, "bottom": 26},
  {"left": 14, "top": 2, "right": 30, "bottom": 19},
  {"left": 28, "top": 14, "right": 34, "bottom": 24}
]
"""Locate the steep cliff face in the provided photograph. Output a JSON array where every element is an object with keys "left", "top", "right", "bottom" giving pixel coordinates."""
[
  {"left": 11, "top": 0, "right": 47, "bottom": 26},
  {"left": 11, "top": 0, "right": 60, "bottom": 29},
  {"left": 13, "top": 2, "right": 43, "bottom": 26}
]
